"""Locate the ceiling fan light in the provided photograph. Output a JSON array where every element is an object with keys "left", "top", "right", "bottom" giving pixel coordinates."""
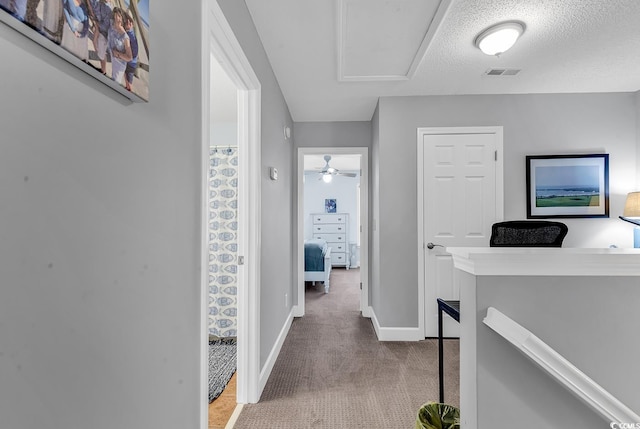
[
  {"left": 322, "top": 173, "right": 333, "bottom": 183},
  {"left": 475, "top": 22, "right": 525, "bottom": 56}
]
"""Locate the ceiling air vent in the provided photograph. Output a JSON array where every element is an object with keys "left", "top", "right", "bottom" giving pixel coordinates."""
[{"left": 485, "top": 68, "right": 521, "bottom": 76}]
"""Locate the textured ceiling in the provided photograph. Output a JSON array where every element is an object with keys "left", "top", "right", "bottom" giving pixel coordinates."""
[{"left": 245, "top": 0, "right": 640, "bottom": 122}]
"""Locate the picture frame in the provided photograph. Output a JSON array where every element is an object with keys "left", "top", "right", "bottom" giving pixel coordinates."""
[
  {"left": 526, "top": 154, "right": 609, "bottom": 219},
  {"left": 0, "top": 0, "right": 149, "bottom": 102},
  {"left": 325, "top": 198, "right": 336, "bottom": 213}
]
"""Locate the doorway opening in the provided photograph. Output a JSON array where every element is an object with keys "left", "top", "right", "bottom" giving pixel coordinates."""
[
  {"left": 296, "top": 147, "right": 370, "bottom": 318},
  {"left": 201, "top": 3, "right": 262, "bottom": 428},
  {"left": 206, "top": 51, "right": 239, "bottom": 427}
]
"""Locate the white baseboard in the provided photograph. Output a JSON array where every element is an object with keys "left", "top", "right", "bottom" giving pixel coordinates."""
[
  {"left": 361, "top": 304, "right": 373, "bottom": 318},
  {"left": 370, "top": 308, "right": 423, "bottom": 341},
  {"left": 258, "top": 309, "right": 294, "bottom": 394},
  {"left": 292, "top": 304, "right": 303, "bottom": 318},
  {"left": 225, "top": 403, "right": 244, "bottom": 429}
]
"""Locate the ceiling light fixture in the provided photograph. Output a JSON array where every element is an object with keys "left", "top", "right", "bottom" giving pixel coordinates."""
[
  {"left": 475, "top": 21, "right": 525, "bottom": 56},
  {"left": 322, "top": 173, "right": 333, "bottom": 183}
]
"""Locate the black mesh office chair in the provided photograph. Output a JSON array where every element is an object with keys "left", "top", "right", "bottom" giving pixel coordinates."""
[
  {"left": 490, "top": 220, "right": 568, "bottom": 247},
  {"left": 437, "top": 220, "right": 568, "bottom": 402}
]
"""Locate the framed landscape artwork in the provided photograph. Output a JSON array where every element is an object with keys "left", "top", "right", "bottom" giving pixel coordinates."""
[
  {"left": 0, "top": 0, "right": 149, "bottom": 102},
  {"left": 526, "top": 154, "right": 609, "bottom": 219}
]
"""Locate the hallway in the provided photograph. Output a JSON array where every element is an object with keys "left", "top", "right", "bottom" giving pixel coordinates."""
[{"left": 232, "top": 268, "right": 460, "bottom": 428}]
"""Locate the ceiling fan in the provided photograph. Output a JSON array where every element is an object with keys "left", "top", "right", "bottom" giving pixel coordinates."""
[{"left": 315, "top": 155, "right": 357, "bottom": 182}]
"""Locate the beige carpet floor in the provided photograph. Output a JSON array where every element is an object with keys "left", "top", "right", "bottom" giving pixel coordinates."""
[{"left": 233, "top": 268, "right": 460, "bottom": 428}]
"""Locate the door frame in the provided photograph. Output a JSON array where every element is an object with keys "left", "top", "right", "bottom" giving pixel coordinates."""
[
  {"left": 417, "top": 126, "right": 504, "bottom": 338},
  {"left": 200, "top": 3, "right": 262, "bottom": 427},
  {"left": 295, "top": 147, "right": 370, "bottom": 318}
]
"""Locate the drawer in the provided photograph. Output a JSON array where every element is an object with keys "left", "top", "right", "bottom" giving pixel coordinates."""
[
  {"left": 327, "top": 242, "right": 346, "bottom": 252},
  {"left": 312, "top": 224, "right": 345, "bottom": 234},
  {"left": 313, "top": 233, "right": 345, "bottom": 243},
  {"left": 330, "top": 252, "right": 347, "bottom": 265},
  {"left": 313, "top": 214, "right": 346, "bottom": 224}
]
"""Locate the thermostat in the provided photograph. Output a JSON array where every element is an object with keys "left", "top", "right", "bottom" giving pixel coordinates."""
[{"left": 269, "top": 167, "right": 278, "bottom": 181}]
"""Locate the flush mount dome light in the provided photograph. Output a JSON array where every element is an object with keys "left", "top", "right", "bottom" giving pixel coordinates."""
[{"left": 475, "top": 21, "right": 525, "bottom": 56}]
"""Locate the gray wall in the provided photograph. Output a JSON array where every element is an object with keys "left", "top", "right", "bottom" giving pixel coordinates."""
[
  {"left": 636, "top": 92, "right": 640, "bottom": 188},
  {"left": 0, "top": 3, "right": 203, "bottom": 428},
  {"left": 294, "top": 121, "right": 372, "bottom": 148},
  {"left": 374, "top": 93, "right": 638, "bottom": 328},
  {"left": 0, "top": 1, "right": 295, "bottom": 427},
  {"left": 473, "top": 275, "right": 640, "bottom": 428},
  {"left": 217, "top": 0, "right": 294, "bottom": 369}
]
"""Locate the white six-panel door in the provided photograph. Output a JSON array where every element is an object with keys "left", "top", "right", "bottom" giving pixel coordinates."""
[{"left": 417, "top": 127, "right": 503, "bottom": 338}]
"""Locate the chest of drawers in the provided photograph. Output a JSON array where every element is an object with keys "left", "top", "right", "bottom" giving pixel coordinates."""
[{"left": 311, "top": 213, "right": 350, "bottom": 269}]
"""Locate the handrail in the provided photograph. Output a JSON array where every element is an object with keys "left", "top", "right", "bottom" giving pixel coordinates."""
[{"left": 483, "top": 307, "right": 640, "bottom": 424}]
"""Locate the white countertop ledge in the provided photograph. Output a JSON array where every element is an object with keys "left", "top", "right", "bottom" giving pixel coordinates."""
[{"left": 447, "top": 247, "right": 640, "bottom": 276}]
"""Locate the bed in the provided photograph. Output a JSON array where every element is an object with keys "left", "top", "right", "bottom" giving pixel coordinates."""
[{"left": 304, "top": 239, "right": 332, "bottom": 293}]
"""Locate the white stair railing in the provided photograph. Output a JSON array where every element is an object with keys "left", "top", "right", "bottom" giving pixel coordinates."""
[{"left": 483, "top": 307, "right": 640, "bottom": 424}]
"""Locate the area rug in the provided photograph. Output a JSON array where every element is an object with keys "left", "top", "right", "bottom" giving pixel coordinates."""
[{"left": 209, "top": 338, "right": 237, "bottom": 403}]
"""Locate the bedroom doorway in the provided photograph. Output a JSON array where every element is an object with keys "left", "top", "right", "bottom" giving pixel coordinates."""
[{"left": 296, "top": 147, "right": 370, "bottom": 318}]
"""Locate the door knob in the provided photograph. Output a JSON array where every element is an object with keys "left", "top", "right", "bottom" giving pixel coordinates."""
[{"left": 426, "top": 242, "right": 444, "bottom": 250}]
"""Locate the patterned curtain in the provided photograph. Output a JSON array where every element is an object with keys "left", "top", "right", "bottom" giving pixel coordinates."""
[{"left": 208, "top": 147, "right": 238, "bottom": 338}]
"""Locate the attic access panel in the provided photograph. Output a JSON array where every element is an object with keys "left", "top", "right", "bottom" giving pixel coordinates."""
[{"left": 337, "top": 0, "right": 451, "bottom": 81}]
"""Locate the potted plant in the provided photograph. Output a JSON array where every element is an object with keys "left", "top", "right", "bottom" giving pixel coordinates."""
[{"left": 415, "top": 402, "right": 460, "bottom": 429}]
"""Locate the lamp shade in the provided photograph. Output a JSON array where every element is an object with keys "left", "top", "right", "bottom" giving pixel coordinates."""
[
  {"left": 623, "top": 192, "right": 640, "bottom": 218},
  {"left": 475, "top": 22, "right": 525, "bottom": 56}
]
